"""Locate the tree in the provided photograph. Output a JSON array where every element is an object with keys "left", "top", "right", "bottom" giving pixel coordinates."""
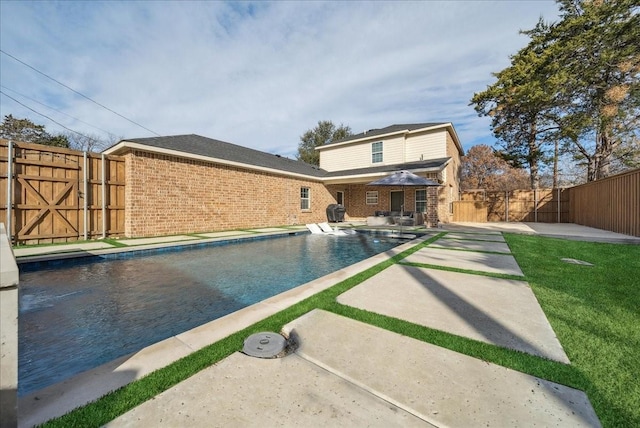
[
  {"left": 461, "top": 145, "right": 530, "bottom": 191},
  {"left": 532, "top": 0, "right": 640, "bottom": 181},
  {"left": 64, "top": 131, "right": 120, "bottom": 152},
  {"left": 471, "top": 0, "right": 639, "bottom": 183},
  {"left": 297, "top": 120, "right": 352, "bottom": 166},
  {"left": 471, "top": 28, "right": 560, "bottom": 189},
  {"left": 0, "top": 114, "right": 69, "bottom": 148}
]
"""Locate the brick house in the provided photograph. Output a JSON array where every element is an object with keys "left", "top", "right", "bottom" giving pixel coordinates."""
[{"left": 104, "top": 123, "right": 462, "bottom": 237}]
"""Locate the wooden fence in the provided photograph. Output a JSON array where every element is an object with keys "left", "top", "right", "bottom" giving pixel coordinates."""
[
  {"left": 0, "top": 140, "right": 125, "bottom": 245},
  {"left": 453, "top": 188, "right": 571, "bottom": 223},
  {"left": 569, "top": 168, "right": 639, "bottom": 237}
]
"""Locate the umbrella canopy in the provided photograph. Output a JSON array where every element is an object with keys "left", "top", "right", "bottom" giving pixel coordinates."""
[
  {"left": 367, "top": 170, "right": 440, "bottom": 187},
  {"left": 366, "top": 170, "right": 441, "bottom": 239}
]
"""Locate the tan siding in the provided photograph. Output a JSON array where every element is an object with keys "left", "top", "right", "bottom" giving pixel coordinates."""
[
  {"left": 405, "top": 130, "right": 446, "bottom": 161},
  {"left": 437, "top": 132, "right": 463, "bottom": 223},
  {"left": 320, "top": 143, "right": 370, "bottom": 172},
  {"left": 320, "top": 135, "right": 405, "bottom": 171}
]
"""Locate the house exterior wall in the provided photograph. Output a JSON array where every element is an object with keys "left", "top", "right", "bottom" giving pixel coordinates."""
[
  {"left": 319, "top": 129, "right": 448, "bottom": 172},
  {"left": 319, "top": 135, "right": 406, "bottom": 172},
  {"left": 334, "top": 184, "right": 439, "bottom": 226},
  {"left": 404, "top": 130, "right": 447, "bottom": 162},
  {"left": 436, "top": 132, "right": 462, "bottom": 223},
  {"left": 124, "top": 150, "right": 335, "bottom": 237}
]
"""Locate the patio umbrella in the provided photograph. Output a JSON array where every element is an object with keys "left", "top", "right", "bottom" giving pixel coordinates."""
[{"left": 367, "top": 170, "right": 440, "bottom": 238}]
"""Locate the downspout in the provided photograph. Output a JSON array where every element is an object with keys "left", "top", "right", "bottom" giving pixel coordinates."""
[{"left": 6, "top": 141, "right": 13, "bottom": 243}]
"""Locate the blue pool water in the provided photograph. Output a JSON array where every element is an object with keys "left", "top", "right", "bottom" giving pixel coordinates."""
[{"left": 18, "top": 231, "right": 403, "bottom": 395}]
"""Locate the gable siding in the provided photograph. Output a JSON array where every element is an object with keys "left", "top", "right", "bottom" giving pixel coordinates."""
[
  {"left": 436, "top": 132, "right": 463, "bottom": 222},
  {"left": 405, "top": 130, "right": 447, "bottom": 162},
  {"left": 320, "top": 135, "right": 405, "bottom": 172}
]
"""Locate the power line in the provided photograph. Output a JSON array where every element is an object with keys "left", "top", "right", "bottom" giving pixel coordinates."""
[
  {"left": 1, "top": 90, "right": 94, "bottom": 140},
  {"left": 0, "top": 49, "right": 161, "bottom": 136},
  {"left": 1, "top": 84, "right": 114, "bottom": 136}
]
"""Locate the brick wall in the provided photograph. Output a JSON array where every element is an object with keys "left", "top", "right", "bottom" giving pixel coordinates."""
[
  {"left": 124, "top": 150, "right": 335, "bottom": 237},
  {"left": 334, "top": 184, "right": 439, "bottom": 226}
]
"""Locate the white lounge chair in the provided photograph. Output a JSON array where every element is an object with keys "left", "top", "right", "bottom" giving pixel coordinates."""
[
  {"left": 318, "top": 222, "right": 349, "bottom": 235},
  {"left": 306, "top": 223, "right": 324, "bottom": 234},
  {"left": 317, "top": 222, "right": 335, "bottom": 233}
]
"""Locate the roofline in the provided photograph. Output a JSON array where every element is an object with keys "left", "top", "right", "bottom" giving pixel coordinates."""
[
  {"left": 103, "top": 141, "right": 325, "bottom": 182},
  {"left": 316, "top": 122, "right": 464, "bottom": 155},
  {"left": 322, "top": 163, "right": 448, "bottom": 185}
]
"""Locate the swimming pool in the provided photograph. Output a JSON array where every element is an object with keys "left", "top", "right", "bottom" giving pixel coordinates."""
[{"left": 18, "top": 231, "right": 403, "bottom": 395}]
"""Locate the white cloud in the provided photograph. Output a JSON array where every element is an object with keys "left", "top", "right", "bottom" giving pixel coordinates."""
[{"left": 1, "top": 1, "right": 560, "bottom": 157}]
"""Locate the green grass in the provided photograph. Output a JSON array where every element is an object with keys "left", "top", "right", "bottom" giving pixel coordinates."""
[
  {"left": 504, "top": 234, "right": 640, "bottom": 428},
  {"left": 41, "top": 232, "right": 639, "bottom": 427}
]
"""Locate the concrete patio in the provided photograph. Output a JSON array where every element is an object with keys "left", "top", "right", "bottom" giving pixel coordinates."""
[{"left": 13, "top": 222, "right": 631, "bottom": 426}]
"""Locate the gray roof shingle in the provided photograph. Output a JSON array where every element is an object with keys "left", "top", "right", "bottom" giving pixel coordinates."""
[
  {"left": 329, "top": 123, "right": 448, "bottom": 145},
  {"left": 122, "top": 134, "right": 327, "bottom": 177},
  {"left": 114, "top": 133, "right": 449, "bottom": 181}
]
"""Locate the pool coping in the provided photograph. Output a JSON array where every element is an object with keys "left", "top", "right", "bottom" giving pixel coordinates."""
[{"left": 17, "top": 231, "right": 430, "bottom": 427}]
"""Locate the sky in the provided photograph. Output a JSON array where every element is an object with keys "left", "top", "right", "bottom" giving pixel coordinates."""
[{"left": 0, "top": 1, "right": 561, "bottom": 158}]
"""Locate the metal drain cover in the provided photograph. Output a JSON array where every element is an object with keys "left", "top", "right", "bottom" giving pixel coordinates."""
[{"left": 243, "top": 332, "right": 287, "bottom": 358}]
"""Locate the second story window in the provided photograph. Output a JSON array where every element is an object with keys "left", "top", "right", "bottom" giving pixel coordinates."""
[{"left": 371, "top": 141, "right": 383, "bottom": 163}]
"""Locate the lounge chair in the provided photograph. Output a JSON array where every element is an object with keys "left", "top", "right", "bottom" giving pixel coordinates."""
[{"left": 306, "top": 223, "right": 324, "bottom": 234}]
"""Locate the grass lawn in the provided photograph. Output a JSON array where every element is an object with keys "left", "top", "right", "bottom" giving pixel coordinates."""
[
  {"left": 505, "top": 234, "right": 640, "bottom": 428},
  {"left": 42, "top": 233, "right": 639, "bottom": 427}
]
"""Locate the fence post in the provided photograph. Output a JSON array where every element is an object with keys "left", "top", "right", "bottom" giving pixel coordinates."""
[
  {"left": 557, "top": 188, "right": 561, "bottom": 223},
  {"left": 5, "top": 141, "right": 13, "bottom": 244},
  {"left": 83, "top": 151, "right": 88, "bottom": 241},
  {"left": 505, "top": 191, "right": 509, "bottom": 222},
  {"left": 101, "top": 154, "right": 106, "bottom": 239},
  {"left": 534, "top": 188, "right": 538, "bottom": 223}
]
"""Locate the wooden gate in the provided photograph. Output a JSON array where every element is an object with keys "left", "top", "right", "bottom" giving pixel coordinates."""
[{"left": 1, "top": 140, "right": 125, "bottom": 245}]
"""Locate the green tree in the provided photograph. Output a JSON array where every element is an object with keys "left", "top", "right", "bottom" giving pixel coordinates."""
[
  {"left": 471, "top": 41, "right": 558, "bottom": 189},
  {"left": 0, "top": 114, "right": 69, "bottom": 148},
  {"left": 472, "top": 0, "right": 639, "bottom": 183},
  {"left": 297, "top": 120, "right": 352, "bottom": 166},
  {"left": 533, "top": 0, "right": 640, "bottom": 181}
]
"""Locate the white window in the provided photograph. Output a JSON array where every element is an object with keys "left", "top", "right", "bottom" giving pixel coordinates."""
[
  {"left": 300, "top": 187, "right": 310, "bottom": 210},
  {"left": 371, "top": 141, "right": 383, "bottom": 163},
  {"left": 415, "top": 189, "right": 427, "bottom": 213},
  {"left": 366, "top": 191, "right": 378, "bottom": 205}
]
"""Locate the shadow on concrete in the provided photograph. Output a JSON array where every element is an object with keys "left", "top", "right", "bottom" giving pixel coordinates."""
[{"left": 401, "top": 264, "right": 551, "bottom": 360}]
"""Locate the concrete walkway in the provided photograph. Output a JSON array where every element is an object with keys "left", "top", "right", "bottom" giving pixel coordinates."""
[
  {"left": 443, "top": 222, "right": 640, "bottom": 244},
  {"left": 105, "top": 228, "right": 600, "bottom": 427},
  {"left": 16, "top": 223, "right": 617, "bottom": 427}
]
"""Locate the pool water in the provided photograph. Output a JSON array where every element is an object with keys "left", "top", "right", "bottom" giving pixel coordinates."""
[{"left": 18, "top": 232, "right": 402, "bottom": 395}]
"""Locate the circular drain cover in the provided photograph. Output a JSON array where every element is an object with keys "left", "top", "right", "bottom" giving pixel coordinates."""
[{"left": 243, "top": 332, "right": 286, "bottom": 358}]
